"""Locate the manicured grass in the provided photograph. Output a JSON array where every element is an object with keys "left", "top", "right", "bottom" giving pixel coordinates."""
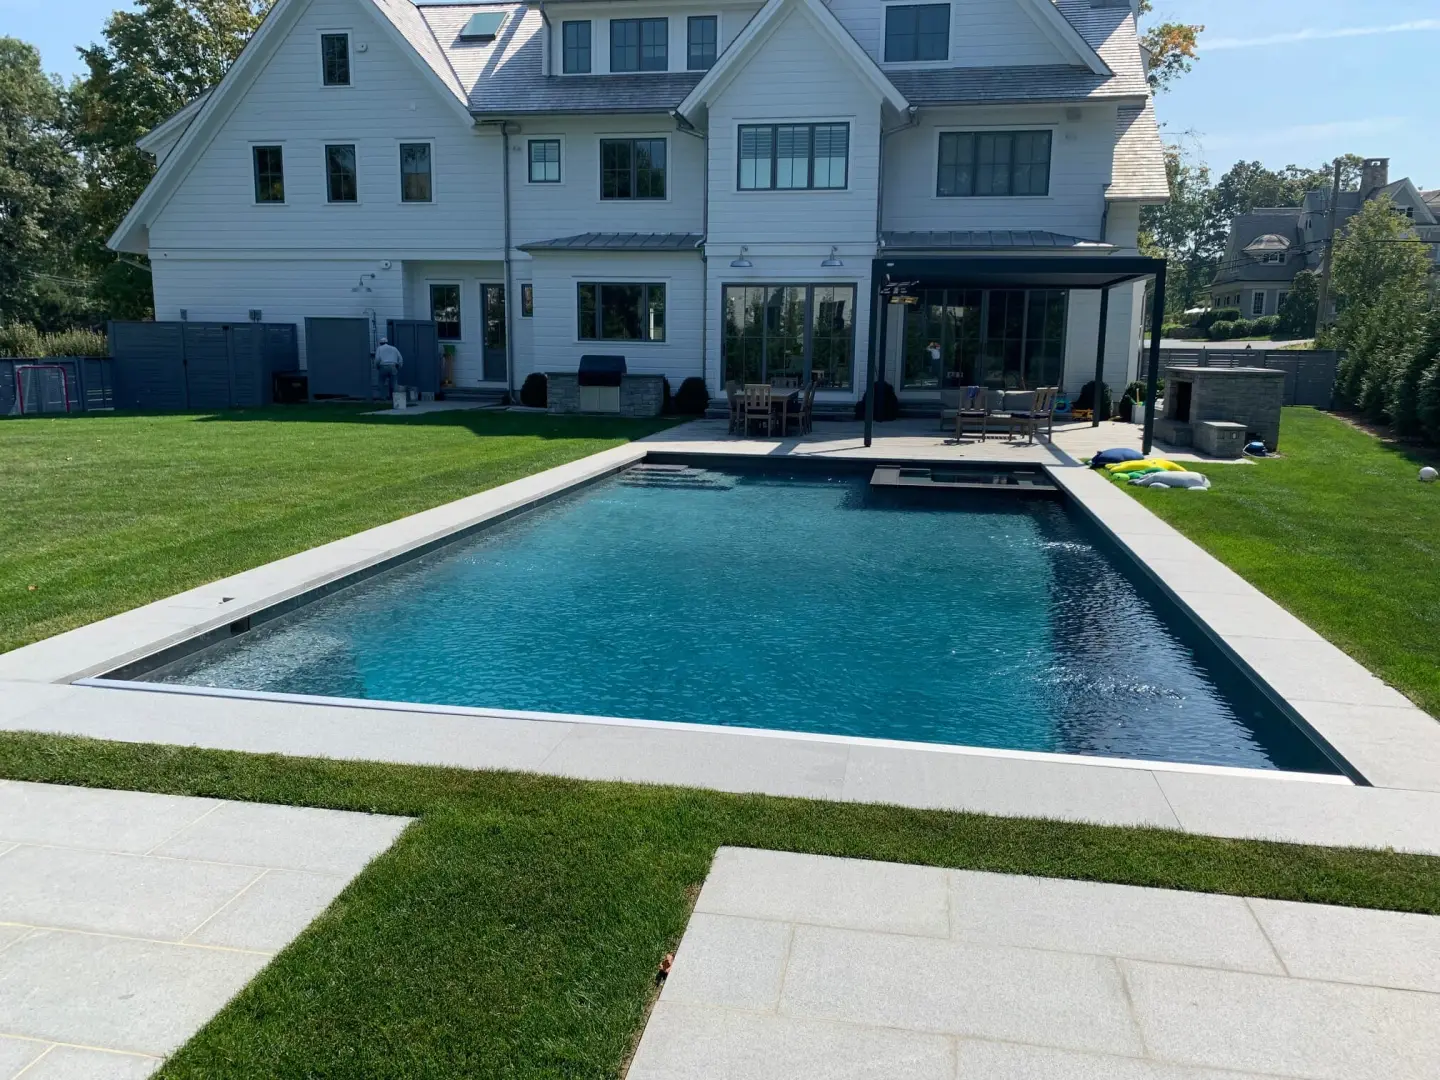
[
  {"left": 1125, "top": 408, "right": 1440, "bottom": 715},
  {"left": 0, "top": 406, "right": 673, "bottom": 653},
  {"left": 0, "top": 733, "right": 1438, "bottom": 1078}
]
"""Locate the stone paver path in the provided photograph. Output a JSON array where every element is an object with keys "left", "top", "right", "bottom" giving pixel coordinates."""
[
  {"left": 629, "top": 848, "right": 1440, "bottom": 1080},
  {"left": 0, "top": 780, "right": 409, "bottom": 1078}
]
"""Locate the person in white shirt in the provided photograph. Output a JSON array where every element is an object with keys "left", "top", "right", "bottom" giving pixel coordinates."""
[{"left": 374, "top": 338, "right": 404, "bottom": 399}]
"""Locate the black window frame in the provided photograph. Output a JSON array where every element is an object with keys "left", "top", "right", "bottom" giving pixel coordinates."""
[
  {"left": 883, "top": 4, "right": 950, "bottom": 63},
  {"left": 324, "top": 143, "right": 357, "bottom": 203},
  {"left": 520, "top": 283, "right": 534, "bottom": 317},
  {"left": 610, "top": 18, "right": 668, "bottom": 73},
  {"left": 562, "top": 20, "right": 591, "bottom": 74},
  {"left": 721, "top": 283, "right": 857, "bottom": 390},
  {"left": 399, "top": 142, "right": 433, "bottom": 203},
  {"left": 687, "top": 15, "right": 718, "bottom": 70},
  {"left": 320, "top": 32, "right": 351, "bottom": 86},
  {"left": 936, "top": 130, "right": 1052, "bottom": 197},
  {"left": 528, "top": 139, "right": 561, "bottom": 184},
  {"left": 737, "top": 123, "right": 849, "bottom": 191},
  {"left": 429, "top": 283, "right": 462, "bottom": 340},
  {"left": 599, "top": 138, "right": 667, "bottom": 200},
  {"left": 252, "top": 145, "right": 285, "bottom": 204},
  {"left": 577, "top": 282, "right": 666, "bottom": 342}
]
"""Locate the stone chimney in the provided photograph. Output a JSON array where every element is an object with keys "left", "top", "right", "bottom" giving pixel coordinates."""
[{"left": 1362, "top": 158, "right": 1390, "bottom": 195}]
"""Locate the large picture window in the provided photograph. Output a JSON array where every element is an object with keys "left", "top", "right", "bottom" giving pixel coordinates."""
[
  {"left": 600, "top": 138, "right": 666, "bottom": 199},
  {"left": 610, "top": 18, "right": 668, "bottom": 72},
  {"left": 738, "top": 123, "right": 848, "bottom": 190},
  {"left": 400, "top": 142, "right": 432, "bottom": 202},
  {"left": 429, "top": 283, "right": 461, "bottom": 340},
  {"left": 562, "top": 21, "right": 591, "bottom": 73},
  {"left": 884, "top": 4, "right": 949, "bottom": 62},
  {"left": 937, "top": 130, "right": 1051, "bottom": 197},
  {"left": 900, "top": 289, "right": 1066, "bottom": 390},
  {"left": 252, "top": 146, "right": 284, "bottom": 203},
  {"left": 324, "top": 144, "right": 357, "bottom": 203},
  {"left": 722, "top": 284, "right": 855, "bottom": 390},
  {"left": 577, "top": 283, "right": 666, "bottom": 341}
]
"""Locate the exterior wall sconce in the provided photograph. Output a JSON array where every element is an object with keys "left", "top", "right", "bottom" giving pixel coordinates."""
[
  {"left": 730, "top": 246, "right": 753, "bottom": 268},
  {"left": 821, "top": 246, "right": 844, "bottom": 268}
]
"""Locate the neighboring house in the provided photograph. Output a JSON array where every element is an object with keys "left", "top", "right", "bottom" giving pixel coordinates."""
[
  {"left": 111, "top": 0, "right": 1168, "bottom": 405},
  {"left": 1208, "top": 159, "right": 1440, "bottom": 320}
]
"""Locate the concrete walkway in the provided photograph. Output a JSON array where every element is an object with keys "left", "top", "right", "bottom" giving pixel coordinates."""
[
  {"left": 630, "top": 848, "right": 1440, "bottom": 1080},
  {"left": 0, "top": 780, "right": 409, "bottom": 1078}
]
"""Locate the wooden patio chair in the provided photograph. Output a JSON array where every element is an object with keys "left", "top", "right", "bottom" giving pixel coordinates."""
[
  {"left": 785, "top": 380, "right": 817, "bottom": 435},
  {"left": 742, "top": 383, "right": 774, "bottom": 436},
  {"left": 1011, "top": 387, "right": 1059, "bottom": 444},
  {"left": 954, "top": 385, "right": 989, "bottom": 442}
]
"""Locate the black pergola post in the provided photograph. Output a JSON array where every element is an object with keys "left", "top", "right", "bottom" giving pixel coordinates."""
[
  {"left": 1142, "top": 264, "right": 1166, "bottom": 455},
  {"left": 1091, "top": 286, "right": 1110, "bottom": 429},
  {"left": 864, "top": 278, "right": 881, "bottom": 447}
]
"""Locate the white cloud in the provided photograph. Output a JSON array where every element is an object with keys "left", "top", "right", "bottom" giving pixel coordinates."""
[{"left": 1206, "top": 20, "right": 1440, "bottom": 51}]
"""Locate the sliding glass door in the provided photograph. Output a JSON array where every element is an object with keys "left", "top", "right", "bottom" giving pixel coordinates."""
[
  {"left": 900, "top": 289, "right": 1067, "bottom": 391},
  {"left": 722, "top": 284, "right": 855, "bottom": 389}
]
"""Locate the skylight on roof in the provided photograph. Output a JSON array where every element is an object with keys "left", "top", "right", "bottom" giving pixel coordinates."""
[{"left": 459, "top": 12, "right": 506, "bottom": 42}]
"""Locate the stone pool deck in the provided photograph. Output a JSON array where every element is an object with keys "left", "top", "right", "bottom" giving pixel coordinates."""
[
  {"left": 0, "top": 780, "right": 408, "bottom": 1077},
  {"left": 630, "top": 848, "right": 1440, "bottom": 1080}
]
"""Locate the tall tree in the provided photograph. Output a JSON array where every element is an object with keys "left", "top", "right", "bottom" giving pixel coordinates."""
[
  {"left": 1138, "top": 1, "right": 1204, "bottom": 93},
  {"left": 0, "top": 38, "right": 83, "bottom": 329},
  {"left": 69, "top": 0, "right": 269, "bottom": 319}
]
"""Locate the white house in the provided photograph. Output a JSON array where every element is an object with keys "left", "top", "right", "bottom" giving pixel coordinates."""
[{"left": 110, "top": 0, "right": 1168, "bottom": 408}]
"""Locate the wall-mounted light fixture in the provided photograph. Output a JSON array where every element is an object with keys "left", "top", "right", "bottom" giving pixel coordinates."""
[
  {"left": 730, "top": 246, "right": 753, "bottom": 268},
  {"left": 821, "top": 246, "right": 844, "bottom": 268}
]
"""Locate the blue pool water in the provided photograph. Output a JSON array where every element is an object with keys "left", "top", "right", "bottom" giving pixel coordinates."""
[{"left": 150, "top": 464, "right": 1335, "bottom": 772}]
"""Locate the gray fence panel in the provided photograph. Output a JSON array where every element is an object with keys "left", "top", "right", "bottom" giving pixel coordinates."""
[
  {"left": 385, "top": 319, "right": 439, "bottom": 395},
  {"left": 1158, "top": 349, "right": 1337, "bottom": 408},
  {"left": 305, "top": 317, "right": 373, "bottom": 399},
  {"left": 182, "top": 324, "right": 233, "bottom": 409},
  {"left": 110, "top": 322, "right": 187, "bottom": 410}
]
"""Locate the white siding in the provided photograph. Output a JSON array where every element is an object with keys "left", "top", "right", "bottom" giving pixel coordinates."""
[
  {"left": 528, "top": 251, "right": 704, "bottom": 381},
  {"left": 509, "top": 118, "right": 705, "bottom": 245},
  {"left": 882, "top": 104, "right": 1115, "bottom": 237},
  {"left": 150, "top": 255, "right": 405, "bottom": 368},
  {"left": 1062, "top": 281, "right": 1144, "bottom": 394},
  {"left": 828, "top": 0, "right": 1069, "bottom": 67},
  {"left": 1104, "top": 199, "right": 1141, "bottom": 249},
  {"left": 706, "top": 8, "right": 884, "bottom": 249},
  {"left": 402, "top": 260, "right": 505, "bottom": 386},
  {"left": 148, "top": 0, "right": 503, "bottom": 257}
]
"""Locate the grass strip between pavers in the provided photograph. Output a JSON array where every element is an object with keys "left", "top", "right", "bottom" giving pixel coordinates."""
[{"left": 1, "top": 732, "right": 1437, "bottom": 1078}]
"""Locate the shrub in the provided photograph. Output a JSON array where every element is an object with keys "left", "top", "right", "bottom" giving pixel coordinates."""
[
  {"left": 1277, "top": 270, "right": 1320, "bottom": 338},
  {"left": 1231, "top": 318, "right": 1259, "bottom": 338},
  {"left": 672, "top": 376, "right": 710, "bottom": 415},
  {"left": 1123, "top": 380, "right": 1148, "bottom": 403},
  {"left": 853, "top": 380, "right": 900, "bottom": 421},
  {"left": 1196, "top": 308, "right": 1241, "bottom": 332},
  {"left": 1208, "top": 320, "right": 1237, "bottom": 340},
  {"left": 661, "top": 376, "right": 673, "bottom": 415},
  {"left": 0, "top": 325, "right": 107, "bottom": 358},
  {"left": 1075, "top": 380, "right": 1112, "bottom": 419},
  {"left": 518, "top": 372, "right": 547, "bottom": 408},
  {"left": 1253, "top": 315, "right": 1280, "bottom": 336},
  {"left": 1418, "top": 357, "right": 1440, "bottom": 443},
  {"left": 1161, "top": 324, "right": 1185, "bottom": 338}
]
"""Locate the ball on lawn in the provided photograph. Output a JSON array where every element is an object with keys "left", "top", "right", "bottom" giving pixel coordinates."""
[{"left": 1422, "top": 466, "right": 1439, "bottom": 483}]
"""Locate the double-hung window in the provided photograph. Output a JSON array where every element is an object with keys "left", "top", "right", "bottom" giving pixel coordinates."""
[
  {"left": 528, "top": 139, "right": 561, "bottom": 183},
  {"left": 252, "top": 146, "right": 284, "bottom": 203},
  {"left": 687, "top": 16, "right": 717, "bottom": 70},
  {"left": 937, "top": 130, "right": 1051, "bottom": 196},
  {"left": 320, "top": 33, "right": 350, "bottom": 86},
  {"left": 578, "top": 283, "right": 666, "bottom": 342},
  {"left": 429, "top": 284, "right": 461, "bottom": 340},
  {"left": 400, "top": 142, "right": 432, "bottom": 202},
  {"left": 562, "top": 21, "right": 591, "bottom": 73},
  {"left": 738, "top": 123, "right": 848, "bottom": 190},
  {"left": 1252, "top": 291, "right": 1267, "bottom": 316},
  {"left": 610, "top": 18, "right": 667, "bottom": 72},
  {"left": 325, "top": 144, "right": 357, "bottom": 202},
  {"left": 600, "top": 138, "right": 666, "bottom": 199},
  {"left": 884, "top": 4, "right": 949, "bottom": 62}
]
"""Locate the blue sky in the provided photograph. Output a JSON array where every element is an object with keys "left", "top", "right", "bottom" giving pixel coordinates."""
[{"left": 4, "top": 0, "right": 1436, "bottom": 187}]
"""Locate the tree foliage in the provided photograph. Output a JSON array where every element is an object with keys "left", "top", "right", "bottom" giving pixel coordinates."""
[
  {"left": 0, "top": 38, "right": 83, "bottom": 329},
  {"left": 69, "top": 0, "right": 270, "bottom": 319},
  {"left": 1328, "top": 197, "right": 1435, "bottom": 425},
  {"left": 1276, "top": 270, "right": 1319, "bottom": 339},
  {"left": 1138, "top": 0, "right": 1203, "bottom": 93}
]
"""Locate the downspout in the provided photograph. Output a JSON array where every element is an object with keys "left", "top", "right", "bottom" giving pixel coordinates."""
[
  {"left": 502, "top": 120, "right": 516, "bottom": 402},
  {"left": 673, "top": 110, "right": 708, "bottom": 387}
]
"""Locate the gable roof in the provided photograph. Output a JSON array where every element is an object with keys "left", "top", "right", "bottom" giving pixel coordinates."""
[
  {"left": 134, "top": 91, "right": 211, "bottom": 161},
  {"left": 1014, "top": 0, "right": 1111, "bottom": 75},
  {"left": 110, "top": 0, "right": 475, "bottom": 253},
  {"left": 679, "top": 0, "right": 908, "bottom": 118}
]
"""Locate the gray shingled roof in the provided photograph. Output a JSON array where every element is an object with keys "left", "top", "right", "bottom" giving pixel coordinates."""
[
  {"left": 1210, "top": 209, "right": 1304, "bottom": 286},
  {"left": 520, "top": 232, "right": 704, "bottom": 252},
  {"left": 1107, "top": 101, "right": 1168, "bottom": 200},
  {"left": 881, "top": 230, "right": 1112, "bottom": 251}
]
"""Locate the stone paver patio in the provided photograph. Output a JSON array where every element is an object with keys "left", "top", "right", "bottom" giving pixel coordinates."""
[
  {"left": 630, "top": 848, "right": 1440, "bottom": 1080},
  {"left": 0, "top": 780, "right": 409, "bottom": 1078}
]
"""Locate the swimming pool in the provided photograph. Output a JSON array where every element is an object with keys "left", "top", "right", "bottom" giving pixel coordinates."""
[{"left": 140, "top": 462, "right": 1338, "bottom": 774}]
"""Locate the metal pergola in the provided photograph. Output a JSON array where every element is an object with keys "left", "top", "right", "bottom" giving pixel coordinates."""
[{"left": 863, "top": 255, "right": 1168, "bottom": 452}]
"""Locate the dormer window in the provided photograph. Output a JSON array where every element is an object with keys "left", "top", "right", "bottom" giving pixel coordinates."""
[
  {"left": 563, "top": 21, "right": 591, "bottom": 73},
  {"left": 320, "top": 33, "right": 350, "bottom": 86},
  {"left": 459, "top": 12, "right": 506, "bottom": 43},
  {"left": 688, "top": 16, "right": 717, "bottom": 71},
  {"left": 884, "top": 4, "right": 949, "bottom": 63},
  {"left": 611, "top": 18, "right": 668, "bottom": 72}
]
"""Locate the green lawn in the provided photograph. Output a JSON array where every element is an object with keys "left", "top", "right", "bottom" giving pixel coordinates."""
[
  {"left": 0, "top": 732, "right": 1437, "bottom": 1079},
  {"left": 0, "top": 406, "right": 673, "bottom": 654},
  {"left": 1125, "top": 408, "right": 1440, "bottom": 715}
]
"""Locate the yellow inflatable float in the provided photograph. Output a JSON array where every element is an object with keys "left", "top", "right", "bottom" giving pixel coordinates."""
[{"left": 1103, "top": 459, "right": 1187, "bottom": 476}]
